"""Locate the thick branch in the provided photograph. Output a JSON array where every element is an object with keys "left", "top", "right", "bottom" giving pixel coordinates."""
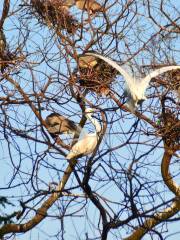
[
  {"left": 124, "top": 198, "right": 180, "bottom": 240},
  {"left": 0, "top": 0, "right": 10, "bottom": 29},
  {"left": 161, "top": 148, "right": 180, "bottom": 196},
  {"left": 124, "top": 147, "right": 180, "bottom": 240},
  {"left": 0, "top": 159, "right": 77, "bottom": 237}
]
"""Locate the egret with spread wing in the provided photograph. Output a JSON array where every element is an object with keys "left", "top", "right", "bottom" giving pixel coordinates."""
[
  {"left": 66, "top": 108, "right": 102, "bottom": 160},
  {"left": 85, "top": 52, "right": 180, "bottom": 111},
  {"left": 45, "top": 113, "right": 82, "bottom": 137}
]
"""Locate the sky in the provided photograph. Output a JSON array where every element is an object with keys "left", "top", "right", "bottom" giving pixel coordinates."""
[{"left": 0, "top": 0, "right": 180, "bottom": 239}]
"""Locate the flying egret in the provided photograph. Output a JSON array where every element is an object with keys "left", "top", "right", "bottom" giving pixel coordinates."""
[
  {"left": 45, "top": 113, "right": 82, "bottom": 137},
  {"left": 66, "top": 108, "right": 102, "bottom": 160},
  {"left": 85, "top": 52, "right": 180, "bottom": 111}
]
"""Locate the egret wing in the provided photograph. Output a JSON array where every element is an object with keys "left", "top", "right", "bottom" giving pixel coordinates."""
[
  {"left": 85, "top": 52, "right": 134, "bottom": 91},
  {"left": 66, "top": 134, "right": 97, "bottom": 159},
  {"left": 141, "top": 66, "right": 180, "bottom": 91}
]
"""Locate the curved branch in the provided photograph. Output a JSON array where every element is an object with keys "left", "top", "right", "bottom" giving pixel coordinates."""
[
  {"left": 5, "top": 74, "right": 71, "bottom": 150},
  {"left": 161, "top": 148, "right": 180, "bottom": 196},
  {"left": 0, "top": 159, "right": 77, "bottom": 238},
  {"left": 0, "top": 0, "right": 10, "bottom": 29},
  {"left": 124, "top": 198, "right": 180, "bottom": 240},
  {"left": 124, "top": 147, "right": 180, "bottom": 240}
]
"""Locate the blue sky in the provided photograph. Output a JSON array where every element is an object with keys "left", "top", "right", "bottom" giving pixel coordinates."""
[{"left": 0, "top": 0, "right": 180, "bottom": 239}]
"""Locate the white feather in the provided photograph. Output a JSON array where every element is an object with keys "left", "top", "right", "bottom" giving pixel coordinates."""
[
  {"left": 85, "top": 53, "right": 180, "bottom": 111},
  {"left": 66, "top": 108, "right": 101, "bottom": 160}
]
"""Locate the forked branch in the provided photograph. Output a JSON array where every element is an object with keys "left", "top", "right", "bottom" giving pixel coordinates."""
[
  {"left": 0, "top": 159, "right": 77, "bottom": 238},
  {"left": 124, "top": 147, "right": 180, "bottom": 239}
]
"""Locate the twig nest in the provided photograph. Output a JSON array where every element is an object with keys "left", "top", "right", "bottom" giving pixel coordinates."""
[
  {"left": 0, "top": 30, "right": 18, "bottom": 73},
  {"left": 158, "top": 109, "right": 180, "bottom": 146},
  {"left": 170, "top": 69, "right": 180, "bottom": 97},
  {"left": 30, "top": 0, "right": 80, "bottom": 33},
  {"left": 69, "top": 54, "right": 119, "bottom": 95}
]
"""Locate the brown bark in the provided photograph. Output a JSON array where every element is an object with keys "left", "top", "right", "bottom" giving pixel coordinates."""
[
  {"left": 0, "top": 159, "right": 77, "bottom": 237},
  {"left": 124, "top": 199, "right": 180, "bottom": 240},
  {"left": 124, "top": 148, "right": 180, "bottom": 240}
]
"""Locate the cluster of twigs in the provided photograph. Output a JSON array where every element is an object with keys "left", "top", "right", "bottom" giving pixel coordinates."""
[
  {"left": 70, "top": 55, "right": 119, "bottom": 94},
  {"left": 159, "top": 109, "right": 180, "bottom": 146},
  {"left": 0, "top": 30, "right": 20, "bottom": 73},
  {"left": 170, "top": 69, "right": 180, "bottom": 94},
  {"left": 28, "top": 0, "right": 80, "bottom": 33}
]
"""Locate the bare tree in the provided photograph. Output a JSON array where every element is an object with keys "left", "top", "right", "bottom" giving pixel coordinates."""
[{"left": 0, "top": 0, "right": 179, "bottom": 239}]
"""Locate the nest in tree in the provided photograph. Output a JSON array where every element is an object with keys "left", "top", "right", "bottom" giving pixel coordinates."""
[
  {"left": 0, "top": 51, "right": 18, "bottom": 73},
  {"left": 69, "top": 55, "right": 119, "bottom": 95},
  {"left": 158, "top": 109, "right": 180, "bottom": 146},
  {"left": 0, "top": 30, "right": 20, "bottom": 73},
  {"left": 169, "top": 69, "right": 180, "bottom": 96},
  {"left": 29, "top": 0, "right": 80, "bottom": 33}
]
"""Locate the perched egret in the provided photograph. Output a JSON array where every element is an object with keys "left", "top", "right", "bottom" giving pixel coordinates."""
[
  {"left": 66, "top": 108, "right": 102, "bottom": 160},
  {"left": 45, "top": 113, "right": 82, "bottom": 137},
  {"left": 85, "top": 52, "right": 180, "bottom": 111}
]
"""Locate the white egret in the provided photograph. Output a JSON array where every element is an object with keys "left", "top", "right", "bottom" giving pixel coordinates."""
[
  {"left": 66, "top": 108, "right": 102, "bottom": 160},
  {"left": 45, "top": 113, "right": 82, "bottom": 137},
  {"left": 85, "top": 52, "right": 180, "bottom": 111}
]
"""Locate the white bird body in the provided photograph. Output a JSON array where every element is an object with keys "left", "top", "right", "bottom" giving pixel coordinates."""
[
  {"left": 66, "top": 133, "right": 98, "bottom": 159},
  {"left": 85, "top": 52, "right": 180, "bottom": 111},
  {"left": 66, "top": 108, "right": 101, "bottom": 160}
]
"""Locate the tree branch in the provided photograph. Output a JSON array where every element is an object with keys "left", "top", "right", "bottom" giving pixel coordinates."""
[
  {"left": 0, "top": 0, "right": 10, "bottom": 29},
  {"left": 124, "top": 146, "right": 180, "bottom": 240},
  {"left": 124, "top": 197, "right": 180, "bottom": 240},
  {"left": 0, "top": 159, "right": 77, "bottom": 238},
  {"left": 161, "top": 148, "right": 180, "bottom": 196}
]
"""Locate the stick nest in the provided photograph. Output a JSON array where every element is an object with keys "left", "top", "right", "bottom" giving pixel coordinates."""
[
  {"left": 169, "top": 69, "right": 180, "bottom": 94},
  {"left": 29, "top": 0, "right": 80, "bottom": 33},
  {"left": 0, "top": 30, "right": 21, "bottom": 73},
  {"left": 158, "top": 109, "right": 180, "bottom": 146},
  {"left": 69, "top": 55, "right": 119, "bottom": 95}
]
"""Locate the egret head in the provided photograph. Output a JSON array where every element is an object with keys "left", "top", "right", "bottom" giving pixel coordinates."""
[{"left": 85, "top": 108, "right": 95, "bottom": 114}]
